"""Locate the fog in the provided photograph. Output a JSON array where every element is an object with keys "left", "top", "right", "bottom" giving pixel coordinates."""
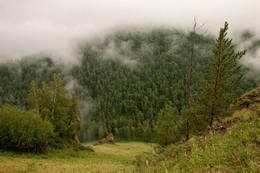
[{"left": 0, "top": 0, "right": 260, "bottom": 66}]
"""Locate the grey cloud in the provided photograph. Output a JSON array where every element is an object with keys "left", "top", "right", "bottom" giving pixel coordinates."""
[
  {"left": 64, "top": 76, "right": 95, "bottom": 118},
  {"left": 0, "top": 0, "right": 259, "bottom": 63},
  {"left": 234, "top": 29, "right": 260, "bottom": 73},
  {"left": 99, "top": 40, "right": 138, "bottom": 68}
]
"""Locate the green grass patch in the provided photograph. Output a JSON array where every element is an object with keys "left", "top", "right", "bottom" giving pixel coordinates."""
[{"left": 0, "top": 142, "right": 153, "bottom": 172}]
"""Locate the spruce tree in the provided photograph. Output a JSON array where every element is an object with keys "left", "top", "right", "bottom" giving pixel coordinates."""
[
  {"left": 198, "top": 22, "right": 246, "bottom": 127},
  {"left": 156, "top": 101, "right": 183, "bottom": 145}
]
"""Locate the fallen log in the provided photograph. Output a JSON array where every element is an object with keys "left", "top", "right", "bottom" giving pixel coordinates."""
[{"left": 94, "top": 133, "right": 116, "bottom": 146}]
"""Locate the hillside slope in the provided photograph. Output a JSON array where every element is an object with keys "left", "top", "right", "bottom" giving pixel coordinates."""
[{"left": 136, "top": 87, "right": 260, "bottom": 172}]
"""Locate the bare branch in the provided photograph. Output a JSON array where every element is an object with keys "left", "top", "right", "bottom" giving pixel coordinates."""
[
  {"left": 193, "top": 16, "right": 197, "bottom": 31},
  {"left": 192, "top": 17, "right": 208, "bottom": 35},
  {"left": 195, "top": 22, "right": 206, "bottom": 32}
]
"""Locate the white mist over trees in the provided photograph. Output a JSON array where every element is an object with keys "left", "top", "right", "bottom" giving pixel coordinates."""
[
  {"left": 0, "top": 27, "right": 259, "bottom": 142},
  {"left": 0, "top": 0, "right": 260, "bottom": 64}
]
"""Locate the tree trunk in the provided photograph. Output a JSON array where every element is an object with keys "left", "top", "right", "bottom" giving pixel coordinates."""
[
  {"left": 94, "top": 133, "right": 116, "bottom": 146},
  {"left": 188, "top": 32, "right": 195, "bottom": 109},
  {"left": 186, "top": 24, "right": 195, "bottom": 141},
  {"left": 185, "top": 17, "right": 207, "bottom": 140}
]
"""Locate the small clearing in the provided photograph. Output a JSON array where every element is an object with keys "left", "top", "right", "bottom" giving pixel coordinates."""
[{"left": 0, "top": 142, "right": 154, "bottom": 173}]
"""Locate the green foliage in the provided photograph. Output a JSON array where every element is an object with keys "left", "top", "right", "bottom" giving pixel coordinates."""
[
  {"left": 0, "top": 28, "right": 259, "bottom": 142},
  {"left": 236, "top": 86, "right": 260, "bottom": 110},
  {"left": 156, "top": 101, "right": 184, "bottom": 145},
  {"left": 0, "top": 57, "right": 61, "bottom": 107},
  {"left": 27, "top": 74, "right": 82, "bottom": 142},
  {"left": 73, "top": 28, "right": 259, "bottom": 142},
  {"left": 49, "top": 73, "right": 71, "bottom": 137},
  {"left": 73, "top": 29, "right": 217, "bottom": 142},
  {"left": 0, "top": 104, "right": 54, "bottom": 152},
  {"left": 197, "top": 22, "right": 247, "bottom": 126},
  {"left": 184, "top": 105, "right": 209, "bottom": 135},
  {"left": 236, "top": 98, "right": 252, "bottom": 109},
  {"left": 136, "top": 104, "right": 260, "bottom": 172}
]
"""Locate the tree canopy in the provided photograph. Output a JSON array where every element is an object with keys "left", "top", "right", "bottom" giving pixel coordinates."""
[
  {"left": 0, "top": 105, "right": 54, "bottom": 152},
  {"left": 27, "top": 73, "right": 81, "bottom": 143}
]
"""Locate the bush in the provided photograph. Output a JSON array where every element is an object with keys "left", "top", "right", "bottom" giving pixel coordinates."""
[{"left": 0, "top": 104, "right": 54, "bottom": 152}]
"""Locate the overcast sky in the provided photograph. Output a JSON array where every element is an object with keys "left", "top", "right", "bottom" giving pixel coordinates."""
[{"left": 0, "top": 0, "right": 260, "bottom": 62}]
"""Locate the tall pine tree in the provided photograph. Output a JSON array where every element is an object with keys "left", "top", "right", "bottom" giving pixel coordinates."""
[{"left": 198, "top": 22, "right": 246, "bottom": 127}]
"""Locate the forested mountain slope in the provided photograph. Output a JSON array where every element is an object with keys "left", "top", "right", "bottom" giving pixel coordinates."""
[
  {"left": 72, "top": 28, "right": 259, "bottom": 141},
  {"left": 0, "top": 57, "right": 61, "bottom": 106},
  {"left": 0, "top": 28, "right": 259, "bottom": 142}
]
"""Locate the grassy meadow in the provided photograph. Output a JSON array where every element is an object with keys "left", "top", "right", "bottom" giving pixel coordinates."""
[{"left": 0, "top": 142, "right": 154, "bottom": 173}]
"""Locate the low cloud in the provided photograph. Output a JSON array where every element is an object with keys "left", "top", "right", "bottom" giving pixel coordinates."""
[
  {"left": 0, "top": 0, "right": 259, "bottom": 64},
  {"left": 99, "top": 40, "right": 138, "bottom": 68},
  {"left": 65, "top": 77, "right": 95, "bottom": 117},
  {"left": 234, "top": 30, "right": 260, "bottom": 73}
]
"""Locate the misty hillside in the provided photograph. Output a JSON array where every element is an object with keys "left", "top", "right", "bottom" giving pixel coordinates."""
[
  {"left": 0, "top": 28, "right": 259, "bottom": 142},
  {"left": 136, "top": 86, "right": 260, "bottom": 172},
  {"left": 0, "top": 57, "right": 61, "bottom": 106}
]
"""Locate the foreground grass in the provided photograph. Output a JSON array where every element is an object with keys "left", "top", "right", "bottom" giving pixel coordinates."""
[
  {"left": 0, "top": 142, "right": 154, "bottom": 173},
  {"left": 136, "top": 105, "right": 260, "bottom": 172}
]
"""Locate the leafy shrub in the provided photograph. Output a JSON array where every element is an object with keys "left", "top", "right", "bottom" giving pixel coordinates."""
[{"left": 0, "top": 104, "right": 54, "bottom": 152}]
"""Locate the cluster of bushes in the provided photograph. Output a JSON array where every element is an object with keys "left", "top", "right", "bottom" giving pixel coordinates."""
[
  {"left": 0, "top": 73, "right": 82, "bottom": 152},
  {"left": 0, "top": 105, "right": 54, "bottom": 152}
]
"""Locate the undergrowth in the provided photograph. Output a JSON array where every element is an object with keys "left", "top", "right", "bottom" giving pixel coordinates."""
[{"left": 136, "top": 104, "right": 260, "bottom": 172}]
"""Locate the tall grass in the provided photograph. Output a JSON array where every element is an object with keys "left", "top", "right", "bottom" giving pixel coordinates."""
[{"left": 136, "top": 106, "right": 260, "bottom": 172}]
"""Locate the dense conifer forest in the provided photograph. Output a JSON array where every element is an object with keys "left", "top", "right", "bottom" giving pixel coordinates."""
[{"left": 1, "top": 28, "right": 259, "bottom": 143}]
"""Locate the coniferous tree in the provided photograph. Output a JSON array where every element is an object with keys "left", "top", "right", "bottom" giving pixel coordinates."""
[
  {"left": 156, "top": 101, "right": 183, "bottom": 146},
  {"left": 198, "top": 22, "right": 246, "bottom": 127}
]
